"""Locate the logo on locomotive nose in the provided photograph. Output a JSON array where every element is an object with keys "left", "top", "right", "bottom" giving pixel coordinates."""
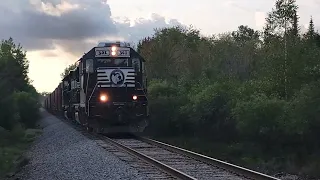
[{"left": 110, "top": 69, "right": 125, "bottom": 86}]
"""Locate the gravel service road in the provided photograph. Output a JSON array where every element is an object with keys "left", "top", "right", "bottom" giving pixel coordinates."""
[{"left": 13, "top": 109, "right": 150, "bottom": 180}]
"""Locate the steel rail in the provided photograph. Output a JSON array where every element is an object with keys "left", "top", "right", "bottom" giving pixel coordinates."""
[
  {"left": 102, "top": 136, "right": 196, "bottom": 180},
  {"left": 136, "top": 136, "right": 281, "bottom": 180}
]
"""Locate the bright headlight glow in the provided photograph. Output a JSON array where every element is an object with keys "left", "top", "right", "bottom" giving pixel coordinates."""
[
  {"left": 100, "top": 94, "right": 108, "bottom": 102},
  {"left": 111, "top": 51, "right": 116, "bottom": 56},
  {"left": 111, "top": 46, "right": 117, "bottom": 51},
  {"left": 132, "top": 95, "right": 137, "bottom": 100}
]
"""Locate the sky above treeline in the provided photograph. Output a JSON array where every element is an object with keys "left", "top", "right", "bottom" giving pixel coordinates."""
[{"left": 0, "top": 0, "right": 319, "bottom": 92}]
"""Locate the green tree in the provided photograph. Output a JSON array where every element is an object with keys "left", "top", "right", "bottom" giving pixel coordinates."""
[
  {"left": 305, "top": 17, "right": 315, "bottom": 40},
  {"left": 303, "top": 17, "right": 320, "bottom": 47},
  {"left": 60, "top": 62, "right": 77, "bottom": 79},
  {"left": 0, "top": 38, "right": 39, "bottom": 130},
  {"left": 264, "top": 0, "right": 298, "bottom": 37},
  {"left": 0, "top": 38, "right": 31, "bottom": 92},
  {"left": 262, "top": 0, "right": 300, "bottom": 99},
  {"left": 290, "top": 11, "right": 299, "bottom": 37},
  {"left": 232, "top": 25, "right": 259, "bottom": 43}
]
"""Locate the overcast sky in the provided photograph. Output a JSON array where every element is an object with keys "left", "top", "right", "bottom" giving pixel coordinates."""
[{"left": 0, "top": 0, "right": 319, "bottom": 92}]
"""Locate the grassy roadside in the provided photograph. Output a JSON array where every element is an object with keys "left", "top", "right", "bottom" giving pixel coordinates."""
[
  {"left": 0, "top": 126, "right": 42, "bottom": 179},
  {"left": 154, "top": 136, "right": 320, "bottom": 180}
]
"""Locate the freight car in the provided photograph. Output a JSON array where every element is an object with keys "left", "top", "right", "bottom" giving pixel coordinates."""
[{"left": 44, "top": 41, "right": 149, "bottom": 133}]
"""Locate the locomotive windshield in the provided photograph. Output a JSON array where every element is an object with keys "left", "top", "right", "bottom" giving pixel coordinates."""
[
  {"left": 96, "top": 58, "right": 129, "bottom": 67},
  {"left": 96, "top": 58, "right": 141, "bottom": 72}
]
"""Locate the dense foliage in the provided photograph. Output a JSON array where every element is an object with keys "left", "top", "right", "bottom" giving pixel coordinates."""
[
  {"left": 139, "top": 0, "right": 320, "bottom": 177},
  {"left": 0, "top": 38, "right": 40, "bottom": 130},
  {"left": 0, "top": 38, "right": 41, "bottom": 176}
]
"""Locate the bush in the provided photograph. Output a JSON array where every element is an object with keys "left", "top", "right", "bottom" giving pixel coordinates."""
[
  {"left": 180, "top": 82, "right": 236, "bottom": 141},
  {"left": 286, "top": 82, "right": 320, "bottom": 150},
  {"left": 147, "top": 80, "right": 239, "bottom": 140},
  {"left": 0, "top": 95, "right": 19, "bottom": 130},
  {"left": 148, "top": 79, "right": 179, "bottom": 98},
  {"left": 147, "top": 96, "right": 186, "bottom": 136},
  {"left": 10, "top": 123, "right": 26, "bottom": 142},
  {"left": 13, "top": 91, "right": 40, "bottom": 128},
  {"left": 232, "top": 94, "right": 287, "bottom": 146},
  {"left": 146, "top": 80, "right": 187, "bottom": 136}
]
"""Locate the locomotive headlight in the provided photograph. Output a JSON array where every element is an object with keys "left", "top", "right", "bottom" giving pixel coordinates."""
[
  {"left": 111, "top": 46, "right": 117, "bottom": 56},
  {"left": 100, "top": 94, "right": 108, "bottom": 102},
  {"left": 132, "top": 95, "right": 138, "bottom": 100}
]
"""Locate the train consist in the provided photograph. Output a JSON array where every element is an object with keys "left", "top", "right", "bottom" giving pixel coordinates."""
[{"left": 44, "top": 41, "right": 149, "bottom": 133}]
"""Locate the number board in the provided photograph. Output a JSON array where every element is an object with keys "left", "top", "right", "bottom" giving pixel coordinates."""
[{"left": 95, "top": 47, "right": 130, "bottom": 57}]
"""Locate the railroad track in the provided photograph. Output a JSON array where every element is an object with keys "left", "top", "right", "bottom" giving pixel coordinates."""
[
  {"left": 59, "top": 115, "right": 280, "bottom": 180},
  {"left": 101, "top": 135, "right": 280, "bottom": 180}
]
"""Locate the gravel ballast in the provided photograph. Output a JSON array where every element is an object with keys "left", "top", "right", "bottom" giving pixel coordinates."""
[{"left": 14, "top": 109, "right": 150, "bottom": 180}]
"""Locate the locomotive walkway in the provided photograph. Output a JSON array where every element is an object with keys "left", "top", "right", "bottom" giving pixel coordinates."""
[{"left": 12, "top": 108, "right": 150, "bottom": 180}]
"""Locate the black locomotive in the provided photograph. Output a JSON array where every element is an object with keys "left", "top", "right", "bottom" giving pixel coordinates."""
[{"left": 44, "top": 41, "right": 149, "bottom": 133}]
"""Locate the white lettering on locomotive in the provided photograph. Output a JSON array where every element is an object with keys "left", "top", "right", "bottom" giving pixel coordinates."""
[{"left": 95, "top": 47, "right": 130, "bottom": 58}]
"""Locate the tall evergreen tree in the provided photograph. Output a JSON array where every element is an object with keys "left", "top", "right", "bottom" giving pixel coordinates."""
[
  {"left": 291, "top": 11, "right": 299, "bottom": 37},
  {"left": 305, "top": 17, "right": 315, "bottom": 40}
]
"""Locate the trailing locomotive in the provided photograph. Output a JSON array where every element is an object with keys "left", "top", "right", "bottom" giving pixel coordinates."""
[{"left": 44, "top": 41, "right": 149, "bottom": 133}]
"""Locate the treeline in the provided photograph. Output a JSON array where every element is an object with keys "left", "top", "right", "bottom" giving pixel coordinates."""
[
  {"left": 0, "top": 38, "right": 40, "bottom": 133},
  {"left": 138, "top": 0, "right": 320, "bottom": 177}
]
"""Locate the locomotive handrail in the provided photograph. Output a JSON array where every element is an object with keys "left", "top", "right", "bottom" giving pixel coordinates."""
[
  {"left": 87, "top": 81, "right": 99, "bottom": 116},
  {"left": 85, "top": 71, "right": 90, "bottom": 99},
  {"left": 137, "top": 82, "right": 148, "bottom": 102}
]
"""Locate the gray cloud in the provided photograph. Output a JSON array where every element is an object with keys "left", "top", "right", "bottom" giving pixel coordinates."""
[
  {"left": 0, "top": 0, "right": 182, "bottom": 57},
  {"left": 116, "top": 13, "right": 184, "bottom": 43},
  {"left": 22, "top": 9, "right": 116, "bottom": 40},
  {"left": 0, "top": 0, "right": 116, "bottom": 51}
]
